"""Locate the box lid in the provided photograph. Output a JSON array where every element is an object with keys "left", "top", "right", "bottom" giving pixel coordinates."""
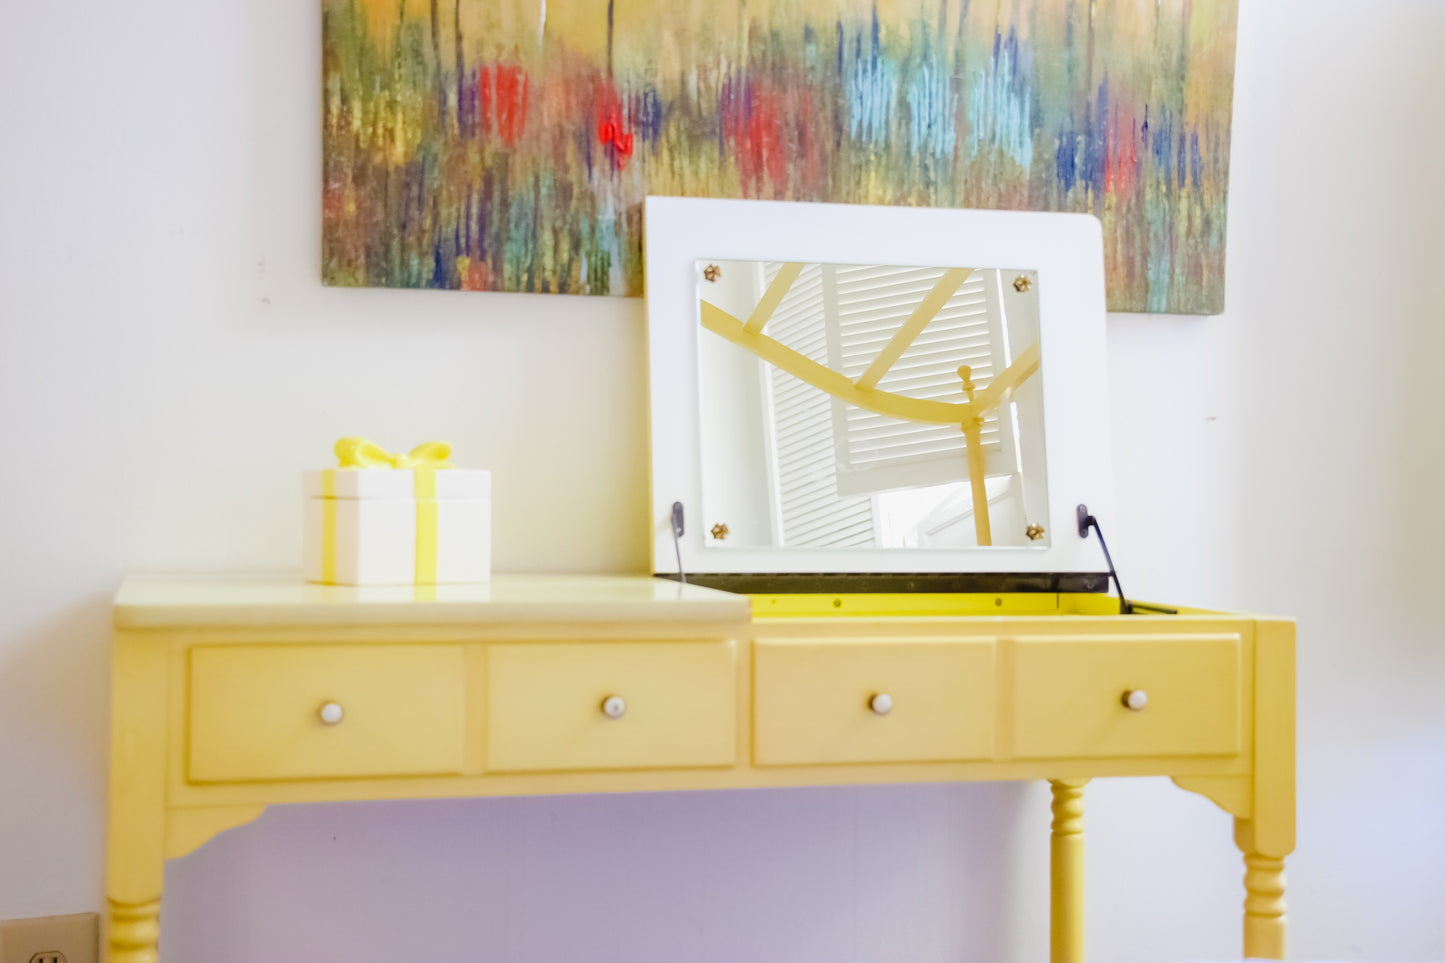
[
  {"left": 644, "top": 197, "right": 1115, "bottom": 587},
  {"left": 304, "top": 468, "right": 491, "bottom": 500}
]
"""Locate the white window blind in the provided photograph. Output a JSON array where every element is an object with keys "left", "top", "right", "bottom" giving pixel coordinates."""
[
  {"left": 826, "top": 265, "right": 1019, "bottom": 496},
  {"left": 758, "top": 263, "right": 876, "bottom": 548},
  {"left": 758, "top": 263, "right": 1024, "bottom": 547}
]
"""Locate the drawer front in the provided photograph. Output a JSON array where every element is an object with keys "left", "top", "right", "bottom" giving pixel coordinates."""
[
  {"left": 189, "top": 645, "right": 466, "bottom": 782},
  {"left": 1011, "top": 634, "right": 1241, "bottom": 759},
  {"left": 484, "top": 641, "right": 737, "bottom": 773},
  {"left": 754, "top": 638, "right": 996, "bottom": 766}
]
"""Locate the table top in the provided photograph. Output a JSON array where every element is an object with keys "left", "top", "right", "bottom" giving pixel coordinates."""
[{"left": 114, "top": 574, "right": 751, "bottom": 629}]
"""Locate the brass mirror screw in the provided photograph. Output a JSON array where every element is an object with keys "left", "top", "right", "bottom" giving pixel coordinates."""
[
  {"left": 1013, "top": 274, "right": 1032, "bottom": 293},
  {"left": 710, "top": 523, "right": 730, "bottom": 540},
  {"left": 1025, "top": 524, "right": 1046, "bottom": 541},
  {"left": 703, "top": 264, "right": 722, "bottom": 282}
]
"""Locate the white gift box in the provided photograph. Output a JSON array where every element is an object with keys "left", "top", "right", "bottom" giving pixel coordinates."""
[{"left": 303, "top": 468, "right": 491, "bottom": 585}]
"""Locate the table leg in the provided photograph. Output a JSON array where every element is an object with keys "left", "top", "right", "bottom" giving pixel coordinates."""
[
  {"left": 1049, "top": 778, "right": 1089, "bottom": 963},
  {"left": 108, "top": 899, "right": 161, "bottom": 963},
  {"left": 106, "top": 635, "right": 168, "bottom": 962},
  {"left": 1237, "top": 619, "right": 1295, "bottom": 961},
  {"left": 1237, "top": 819, "right": 1287, "bottom": 960}
]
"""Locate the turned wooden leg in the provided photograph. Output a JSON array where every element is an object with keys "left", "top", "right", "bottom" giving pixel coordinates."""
[
  {"left": 1049, "top": 779, "right": 1089, "bottom": 963},
  {"left": 106, "top": 635, "right": 168, "bottom": 962},
  {"left": 1235, "top": 618, "right": 1295, "bottom": 961},
  {"left": 108, "top": 900, "right": 161, "bottom": 963},
  {"left": 1241, "top": 847, "right": 1286, "bottom": 959}
]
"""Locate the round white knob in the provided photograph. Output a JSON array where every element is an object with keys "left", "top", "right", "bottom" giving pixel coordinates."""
[
  {"left": 601, "top": 695, "right": 627, "bottom": 720},
  {"left": 1122, "top": 689, "right": 1148, "bottom": 712},
  {"left": 869, "top": 693, "right": 893, "bottom": 716},
  {"left": 318, "top": 701, "right": 345, "bottom": 726}
]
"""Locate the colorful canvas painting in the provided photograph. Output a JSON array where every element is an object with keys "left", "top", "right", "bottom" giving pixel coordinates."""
[{"left": 323, "top": 0, "right": 1238, "bottom": 313}]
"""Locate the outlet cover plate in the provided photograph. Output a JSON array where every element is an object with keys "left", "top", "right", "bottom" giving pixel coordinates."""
[{"left": 0, "top": 914, "right": 97, "bottom": 963}]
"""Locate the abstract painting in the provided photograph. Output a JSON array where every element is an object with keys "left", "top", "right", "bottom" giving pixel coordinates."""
[{"left": 323, "top": 0, "right": 1238, "bottom": 313}]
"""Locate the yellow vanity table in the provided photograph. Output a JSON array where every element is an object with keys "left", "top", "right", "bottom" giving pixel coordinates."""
[{"left": 106, "top": 573, "right": 1294, "bottom": 963}]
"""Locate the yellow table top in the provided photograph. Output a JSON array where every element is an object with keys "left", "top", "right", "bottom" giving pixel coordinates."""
[{"left": 113, "top": 573, "right": 750, "bottom": 629}]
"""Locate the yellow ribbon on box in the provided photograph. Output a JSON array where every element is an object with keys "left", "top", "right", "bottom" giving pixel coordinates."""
[{"left": 319, "top": 437, "right": 453, "bottom": 585}]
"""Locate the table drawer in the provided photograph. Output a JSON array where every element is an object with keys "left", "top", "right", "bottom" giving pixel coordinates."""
[
  {"left": 484, "top": 641, "right": 737, "bottom": 772},
  {"left": 753, "top": 638, "right": 996, "bottom": 766},
  {"left": 1011, "top": 634, "right": 1241, "bottom": 759},
  {"left": 188, "top": 645, "right": 466, "bottom": 783}
]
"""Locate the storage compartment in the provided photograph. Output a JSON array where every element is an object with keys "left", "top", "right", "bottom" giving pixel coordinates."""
[
  {"left": 753, "top": 637, "right": 996, "bottom": 766},
  {"left": 188, "top": 644, "right": 466, "bottom": 782},
  {"left": 1010, "top": 634, "right": 1241, "bottom": 759},
  {"left": 303, "top": 462, "right": 491, "bottom": 586},
  {"left": 484, "top": 641, "right": 738, "bottom": 772}
]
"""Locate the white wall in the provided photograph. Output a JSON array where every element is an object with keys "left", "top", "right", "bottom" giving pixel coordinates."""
[{"left": 2, "top": 1, "right": 1443, "bottom": 960}]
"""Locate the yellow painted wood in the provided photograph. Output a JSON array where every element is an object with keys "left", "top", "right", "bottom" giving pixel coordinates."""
[
  {"left": 855, "top": 267, "right": 972, "bottom": 390},
  {"left": 1239, "top": 847, "right": 1286, "bottom": 960},
  {"left": 1233, "top": 618, "right": 1295, "bottom": 961},
  {"left": 742, "top": 261, "right": 803, "bottom": 334},
  {"left": 162, "top": 752, "right": 1250, "bottom": 811},
  {"left": 750, "top": 591, "right": 1225, "bottom": 619},
  {"left": 753, "top": 637, "right": 995, "bottom": 766},
  {"left": 108, "top": 899, "right": 160, "bottom": 963},
  {"left": 462, "top": 643, "right": 488, "bottom": 775},
  {"left": 702, "top": 301, "right": 971, "bottom": 424},
  {"left": 105, "top": 575, "right": 1293, "bottom": 963},
  {"left": 1171, "top": 775, "right": 1252, "bottom": 819},
  {"left": 484, "top": 641, "right": 738, "bottom": 773},
  {"left": 1049, "top": 779, "right": 1088, "bottom": 963},
  {"left": 164, "top": 806, "right": 267, "bottom": 860},
  {"left": 106, "top": 634, "right": 168, "bottom": 963},
  {"left": 1012, "top": 634, "right": 1241, "bottom": 759},
  {"left": 754, "top": 592, "right": 1067, "bottom": 617},
  {"left": 995, "top": 636, "right": 1018, "bottom": 759},
  {"left": 961, "top": 414, "right": 992, "bottom": 546},
  {"left": 1249, "top": 619, "right": 1297, "bottom": 859},
  {"left": 114, "top": 573, "right": 751, "bottom": 630},
  {"left": 972, "top": 342, "right": 1042, "bottom": 413},
  {"left": 701, "top": 301, "right": 1040, "bottom": 435},
  {"left": 188, "top": 645, "right": 466, "bottom": 782}
]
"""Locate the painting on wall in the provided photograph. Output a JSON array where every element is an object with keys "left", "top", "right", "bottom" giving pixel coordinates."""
[{"left": 322, "top": 0, "right": 1239, "bottom": 314}]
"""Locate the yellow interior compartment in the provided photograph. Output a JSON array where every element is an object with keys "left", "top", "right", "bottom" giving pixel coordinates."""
[{"left": 750, "top": 592, "right": 1208, "bottom": 619}]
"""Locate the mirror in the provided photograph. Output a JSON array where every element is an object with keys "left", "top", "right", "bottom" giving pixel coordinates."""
[
  {"left": 645, "top": 196, "right": 1114, "bottom": 577},
  {"left": 696, "top": 259, "right": 1048, "bottom": 551}
]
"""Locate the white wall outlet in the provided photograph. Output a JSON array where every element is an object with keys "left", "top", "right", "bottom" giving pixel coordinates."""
[{"left": 0, "top": 914, "right": 97, "bottom": 963}]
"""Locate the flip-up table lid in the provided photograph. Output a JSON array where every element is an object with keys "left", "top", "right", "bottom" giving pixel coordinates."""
[{"left": 645, "top": 197, "right": 1115, "bottom": 591}]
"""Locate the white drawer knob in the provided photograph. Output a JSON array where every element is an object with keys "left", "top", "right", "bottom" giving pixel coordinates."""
[
  {"left": 318, "top": 701, "right": 345, "bottom": 726},
  {"left": 869, "top": 693, "right": 893, "bottom": 716},
  {"left": 1122, "top": 689, "right": 1148, "bottom": 712},
  {"left": 601, "top": 695, "right": 627, "bottom": 720}
]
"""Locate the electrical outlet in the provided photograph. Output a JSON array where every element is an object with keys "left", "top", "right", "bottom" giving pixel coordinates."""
[{"left": 0, "top": 914, "right": 96, "bottom": 963}]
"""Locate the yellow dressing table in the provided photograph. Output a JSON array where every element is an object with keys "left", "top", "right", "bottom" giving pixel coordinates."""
[
  {"left": 107, "top": 202, "right": 1295, "bottom": 961},
  {"left": 105, "top": 573, "right": 1294, "bottom": 963}
]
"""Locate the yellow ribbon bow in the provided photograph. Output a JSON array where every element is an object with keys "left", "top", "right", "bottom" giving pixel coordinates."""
[
  {"left": 334, "top": 436, "right": 453, "bottom": 470},
  {"left": 320, "top": 437, "right": 454, "bottom": 586}
]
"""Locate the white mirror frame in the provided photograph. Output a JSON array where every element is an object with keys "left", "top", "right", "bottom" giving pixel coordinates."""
[{"left": 646, "top": 196, "right": 1114, "bottom": 576}]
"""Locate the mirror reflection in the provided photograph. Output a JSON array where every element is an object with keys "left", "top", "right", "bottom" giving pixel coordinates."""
[{"left": 697, "top": 259, "right": 1048, "bottom": 550}]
